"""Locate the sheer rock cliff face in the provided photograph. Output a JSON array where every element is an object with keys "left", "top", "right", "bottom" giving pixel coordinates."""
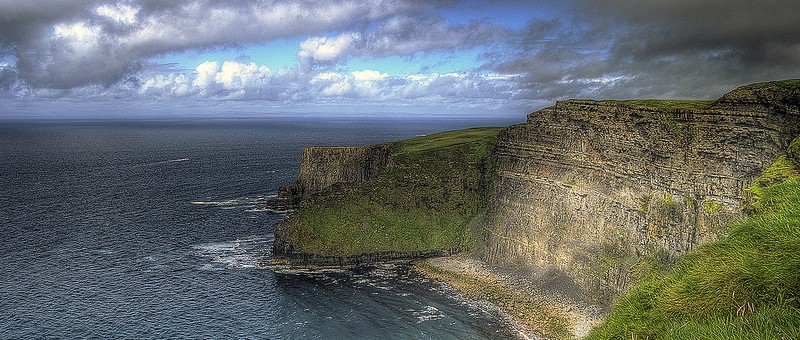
[
  {"left": 266, "top": 144, "right": 391, "bottom": 211},
  {"left": 480, "top": 83, "right": 800, "bottom": 303},
  {"left": 296, "top": 144, "right": 392, "bottom": 194},
  {"left": 267, "top": 81, "right": 800, "bottom": 302}
]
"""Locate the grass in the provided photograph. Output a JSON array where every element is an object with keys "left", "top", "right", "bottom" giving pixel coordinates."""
[
  {"left": 285, "top": 127, "right": 502, "bottom": 256},
  {"left": 729, "top": 79, "right": 800, "bottom": 92},
  {"left": 747, "top": 155, "right": 800, "bottom": 212},
  {"left": 790, "top": 136, "right": 800, "bottom": 163},
  {"left": 600, "top": 100, "right": 715, "bottom": 110},
  {"left": 586, "top": 137, "right": 800, "bottom": 339},
  {"left": 414, "top": 260, "right": 573, "bottom": 339}
]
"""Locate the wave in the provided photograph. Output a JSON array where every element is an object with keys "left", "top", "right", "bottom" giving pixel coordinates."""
[
  {"left": 270, "top": 267, "right": 349, "bottom": 275},
  {"left": 134, "top": 158, "right": 190, "bottom": 167},
  {"left": 409, "top": 305, "right": 445, "bottom": 323},
  {"left": 245, "top": 207, "right": 292, "bottom": 213},
  {"left": 191, "top": 195, "right": 276, "bottom": 208},
  {"left": 191, "top": 236, "right": 272, "bottom": 270}
]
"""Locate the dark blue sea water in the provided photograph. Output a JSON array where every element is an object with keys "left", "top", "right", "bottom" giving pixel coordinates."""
[{"left": 0, "top": 117, "right": 521, "bottom": 339}]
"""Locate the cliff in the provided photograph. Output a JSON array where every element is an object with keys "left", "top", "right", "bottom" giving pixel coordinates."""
[
  {"left": 267, "top": 144, "right": 391, "bottom": 210},
  {"left": 270, "top": 80, "right": 800, "bottom": 304},
  {"left": 270, "top": 128, "right": 501, "bottom": 266},
  {"left": 481, "top": 80, "right": 800, "bottom": 303},
  {"left": 587, "top": 135, "right": 800, "bottom": 339}
]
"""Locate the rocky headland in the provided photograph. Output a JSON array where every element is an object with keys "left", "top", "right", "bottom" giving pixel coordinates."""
[
  {"left": 268, "top": 80, "right": 800, "bottom": 338},
  {"left": 482, "top": 82, "right": 800, "bottom": 304}
]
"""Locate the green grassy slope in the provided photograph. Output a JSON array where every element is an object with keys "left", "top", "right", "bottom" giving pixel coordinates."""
[
  {"left": 730, "top": 79, "right": 800, "bottom": 92},
  {"left": 586, "top": 137, "right": 800, "bottom": 340},
  {"left": 284, "top": 127, "right": 502, "bottom": 256}
]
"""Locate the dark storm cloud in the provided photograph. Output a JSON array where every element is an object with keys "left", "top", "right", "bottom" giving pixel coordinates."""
[
  {"left": 589, "top": 0, "right": 798, "bottom": 98},
  {"left": 0, "top": 65, "right": 21, "bottom": 94},
  {"left": 580, "top": 1, "right": 800, "bottom": 58},
  {"left": 0, "top": 1, "right": 100, "bottom": 44},
  {"left": 489, "top": 0, "right": 800, "bottom": 101}
]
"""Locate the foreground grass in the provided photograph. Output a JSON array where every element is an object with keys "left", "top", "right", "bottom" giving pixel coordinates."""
[
  {"left": 587, "top": 138, "right": 800, "bottom": 339},
  {"left": 414, "top": 260, "right": 573, "bottom": 339},
  {"left": 286, "top": 127, "right": 502, "bottom": 256}
]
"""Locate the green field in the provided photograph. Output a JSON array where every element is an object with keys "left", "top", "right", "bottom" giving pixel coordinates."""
[{"left": 284, "top": 127, "right": 502, "bottom": 256}]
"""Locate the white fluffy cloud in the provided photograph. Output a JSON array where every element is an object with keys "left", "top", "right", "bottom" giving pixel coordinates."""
[
  {"left": 297, "top": 33, "right": 360, "bottom": 69},
  {"left": 129, "top": 61, "right": 525, "bottom": 109},
  {"left": 352, "top": 70, "right": 388, "bottom": 81}
]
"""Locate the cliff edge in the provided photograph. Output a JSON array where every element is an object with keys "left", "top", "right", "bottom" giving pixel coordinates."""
[
  {"left": 266, "top": 144, "right": 391, "bottom": 211},
  {"left": 482, "top": 80, "right": 800, "bottom": 303},
  {"left": 269, "top": 80, "right": 800, "bottom": 304},
  {"left": 270, "top": 128, "right": 501, "bottom": 267}
]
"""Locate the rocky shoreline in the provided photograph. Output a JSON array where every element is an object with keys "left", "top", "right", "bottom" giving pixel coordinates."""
[
  {"left": 413, "top": 254, "right": 602, "bottom": 340},
  {"left": 264, "top": 80, "right": 800, "bottom": 338},
  {"left": 270, "top": 247, "right": 455, "bottom": 268}
]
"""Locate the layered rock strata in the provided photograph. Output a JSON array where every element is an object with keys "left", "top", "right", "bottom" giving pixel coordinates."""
[
  {"left": 266, "top": 144, "right": 391, "bottom": 211},
  {"left": 481, "top": 82, "right": 800, "bottom": 303},
  {"left": 269, "top": 80, "right": 800, "bottom": 302}
]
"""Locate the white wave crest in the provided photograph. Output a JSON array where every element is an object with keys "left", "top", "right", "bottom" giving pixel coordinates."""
[
  {"left": 191, "top": 236, "right": 271, "bottom": 270},
  {"left": 191, "top": 195, "right": 276, "bottom": 208},
  {"left": 134, "top": 158, "right": 190, "bottom": 167},
  {"left": 410, "top": 305, "right": 445, "bottom": 323}
]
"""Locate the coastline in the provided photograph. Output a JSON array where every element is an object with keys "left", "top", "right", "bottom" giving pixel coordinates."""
[{"left": 413, "top": 254, "right": 602, "bottom": 339}]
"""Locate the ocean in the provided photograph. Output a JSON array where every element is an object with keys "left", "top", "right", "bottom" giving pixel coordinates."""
[{"left": 0, "top": 117, "right": 521, "bottom": 339}]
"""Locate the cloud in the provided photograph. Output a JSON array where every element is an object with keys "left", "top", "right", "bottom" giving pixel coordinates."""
[
  {"left": 0, "top": 63, "right": 27, "bottom": 97},
  {"left": 126, "top": 60, "right": 527, "bottom": 111},
  {"left": 297, "top": 15, "right": 511, "bottom": 68},
  {"left": 311, "top": 71, "right": 354, "bottom": 97},
  {"left": 182, "top": 60, "right": 284, "bottom": 99},
  {"left": 579, "top": 0, "right": 800, "bottom": 58},
  {"left": 297, "top": 33, "right": 361, "bottom": 70},
  {"left": 0, "top": 0, "right": 433, "bottom": 88},
  {"left": 488, "top": 0, "right": 800, "bottom": 100},
  {"left": 2, "top": 0, "right": 800, "bottom": 112},
  {"left": 95, "top": 3, "right": 138, "bottom": 25},
  {"left": 352, "top": 69, "right": 388, "bottom": 81}
]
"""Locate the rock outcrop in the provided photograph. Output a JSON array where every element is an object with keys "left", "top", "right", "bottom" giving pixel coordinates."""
[
  {"left": 269, "top": 128, "right": 500, "bottom": 267},
  {"left": 266, "top": 144, "right": 391, "bottom": 211},
  {"left": 269, "top": 80, "right": 800, "bottom": 303},
  {"left": 481, "top": 81, "right": 800, "bottom": 303}
]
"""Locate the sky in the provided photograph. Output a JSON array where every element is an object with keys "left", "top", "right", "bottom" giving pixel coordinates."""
[{"left": 1, "top": 0, "right": 799, "bottom": 118}]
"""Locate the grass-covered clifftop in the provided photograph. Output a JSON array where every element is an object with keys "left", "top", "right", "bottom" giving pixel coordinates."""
[
  {"left": 279, "top": 127, "right": 502, "bottom": 257},
  {"left": 270, "top": 80, "right": 800, "bottom": 338},
  {"left": 586, "top": 136, "right": 800, "bottom": 339}
]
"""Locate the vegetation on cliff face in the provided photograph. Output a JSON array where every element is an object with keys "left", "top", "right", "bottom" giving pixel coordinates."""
[
  {"left": 601, "top": 99, "right": 714, "bottom": 110},
  {"left": 586, "top": 136, "right": 800, "bottom": 340},
  {"left": 283, "top": 127, "right": 501, "bottom": 256}
]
